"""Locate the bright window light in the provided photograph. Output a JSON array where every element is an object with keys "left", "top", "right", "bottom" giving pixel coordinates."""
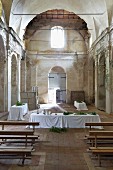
[{"left": 51, "top": 26, "right": 64, "bottom": 48}]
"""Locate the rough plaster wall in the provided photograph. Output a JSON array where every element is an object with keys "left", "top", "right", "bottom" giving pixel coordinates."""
[
  {"left": 26, "top": 60, "right": 31, "bottom": 92},
  {"left": 37, "top": 59, "right": 74, "bottom": 103},
  {"left": 27, "top": 58, "right": 88, "bottom": 104},
  {"left": 27, "top": 26, "right": 87, "bottom": 53},
  {"left": 88, "top": 27, "right": 113, "bottom": 113},
  {"left": 26, "top": 26, "right": 88, "bottom": 103},
  {"left": 31, "top": 65, "right": 37, "bottom": 87},
  {"left": 87, "top": 58, "right": 95, "bottom": 103},
  {"left": 21, "top": 60, "right": 26, "bottom": 92}
]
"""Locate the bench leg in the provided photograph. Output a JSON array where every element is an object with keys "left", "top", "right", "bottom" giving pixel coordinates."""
[
  {"left": 22, "top": 154, "right": 26, "bottom": 166},
  {"left": 91, "top": 140, "right": 94, "bottom": 147},
  {"left": 98, "top": 154, "right": 101, "bottom": 167},
  {"left": 31, "top": 138, "right": 35, "bottom": 146}
]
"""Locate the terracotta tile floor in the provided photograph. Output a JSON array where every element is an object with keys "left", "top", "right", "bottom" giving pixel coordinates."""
[{"left": 0, "top": 104, "right": 113, "bottom": 170}]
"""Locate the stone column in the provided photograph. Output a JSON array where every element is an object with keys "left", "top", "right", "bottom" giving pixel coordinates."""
[
  {"left": 87, "top": 55, "right": 94, "bottom": 104},
  {"left": 105, "top": 46, "right": 112, "bottom": 113},
  {"left": 7, "top": 49, "right": 12, "bottom": 111},
  {"left": 3, "top": 57, "right": 8, "bottom": 111},
  {"left": 30, "top": 59, "right": 37, "bottom": 87},
  {"left": 17, "top": 55, "right": 21, "bottom": 101},
  {"left": 21, "top": 54, "right": 27, "bottom": 92},
  {"left": 95, "top": 54, "right": 98, "bottom": 108}
]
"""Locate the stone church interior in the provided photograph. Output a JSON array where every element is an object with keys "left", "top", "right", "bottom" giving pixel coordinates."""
[{"left": 0, "top": 0, "right": 113, "bottom": 169}]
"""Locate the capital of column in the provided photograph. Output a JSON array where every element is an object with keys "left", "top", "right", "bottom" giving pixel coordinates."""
[{"left": 7, "top": 48, "right": 12, "bottom": 58}]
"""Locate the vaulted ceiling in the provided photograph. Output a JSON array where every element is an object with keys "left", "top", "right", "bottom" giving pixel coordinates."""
[
  {"left": 24, "top": 9, "right": 88, "bottom": 40},
  {"left": 1, "top": 0, "right": 113, "bottom": 45}
]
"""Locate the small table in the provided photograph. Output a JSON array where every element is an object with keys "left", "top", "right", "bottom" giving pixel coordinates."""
[
  {"left": 8, "top": 103, "right": 28, "bottom": 120},
  {"left": 74, "top": 101, "right": 88, "bottom": 110}
]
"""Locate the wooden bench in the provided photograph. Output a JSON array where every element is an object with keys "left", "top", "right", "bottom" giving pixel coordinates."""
[
  {"left": 85, "top": 122, "right": 113, "bottom": 141},
  {"left": 0, "top": 135, "right": 39, "bottom": 146},
  {"left": 0, "top": 121, "right": 40, "bottom": 146},
  {"left": 0, "top": 130, "right": 35, "bottom": 165},
  {"left": 0, "top": 121, "right": 40, "bottom": 132},
  {"left": 90, "top": 148, "right": 113, "bottom": 166},
  {"left": 85, "top": 122, "right": 113, "bottom": 130},
  {"left": 89, "top": 131, "right": 113, "bottom": 147},
  {"left": 0, "top": 130, "right": 34, "bottom": 147},
  {"left": 85, "top": 135, "right": 113, "bottom": 146},
  {"left": 0, "top": 147, "right": 33, "bottom": 165},
  {"left": 88, "top": 131, "right": 113, "bottom": 166}
]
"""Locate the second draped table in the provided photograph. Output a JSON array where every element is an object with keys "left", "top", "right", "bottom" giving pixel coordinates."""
[
  {"left": 74, "top": 101, "right": 88, "bottom": 110},
  {"left": 8, "top": 103, "right": 28, "bottom": 120}
]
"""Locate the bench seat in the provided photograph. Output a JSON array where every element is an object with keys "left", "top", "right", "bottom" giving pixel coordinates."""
[
  {"left": 86, "top": 131, "right": 113, "bottom": 166},
  {"left": 89, "top": 146, "right": 113, "bottom": 150},
  {"left": 90, "top": 148, "right": 113, "bottom": 166},
  {"left": 88, "top": 131, "right": 113, "bottom": 147},
  {"left": 85, "top": 122, "right": 113, "bottom": 137},
  {"left": 0, "top": 130, "right": 34, "bottom": 147},
  {"left": 0, "top": 121, "right": 40, "bottom": 132},
  {"left": 0, "top": 135, "right": 39, "bottom": 139},
  {"left": 0, "top": 135, "right": 39, "bottom": 146},
  {"left": 85, "top": 135, "right": 113, "bottom": 146},
  {"left": 0, "top": 147, "right": 33, "bottom": 165}
]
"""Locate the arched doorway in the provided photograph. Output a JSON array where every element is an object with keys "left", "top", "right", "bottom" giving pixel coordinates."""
[
  {"left": 11, "top": 54, "right": 17, "bottom": 105},
  {"left": 48, "top": 66, "right": 66, "bottom": 103}
]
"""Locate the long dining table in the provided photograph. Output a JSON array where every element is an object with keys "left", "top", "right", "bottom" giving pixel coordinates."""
[{"left": 29, "top": 112, "right": 101, "bottom": 128}]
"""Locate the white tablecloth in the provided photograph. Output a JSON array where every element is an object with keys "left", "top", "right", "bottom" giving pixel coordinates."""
[
  {"left": 74, "top": 101, "right": 88, "bottom": 110},
  {"left": 29, "top": 113, "right": 101, "bottom": 128},
  {"left": 8, "top": 103, "right": 28, "bottom": 120}
]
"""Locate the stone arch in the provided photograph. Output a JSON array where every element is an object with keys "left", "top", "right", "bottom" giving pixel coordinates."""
[
  {"left": 11, "top": 53, "right": 18, "bottom": 105},
  {"left": 49, "top": 66, "right": 65, "bottom": 74},
  {"left": 48, "top": 66, "right": 66, "bottom": 103}
]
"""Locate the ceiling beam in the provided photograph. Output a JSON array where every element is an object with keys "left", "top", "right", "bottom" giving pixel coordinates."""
[{"left": 12, "top": 12, "right": 105, "bottom": 16}]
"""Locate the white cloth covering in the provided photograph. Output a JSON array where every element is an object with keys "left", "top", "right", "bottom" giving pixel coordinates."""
[
  {"left": 8, "top": 103, "right": 28, "bottom": 120},
  {"left": 74, "top": 101, "right": 88, "bottom": 110},
  {"left": 29, "top": 112, "right": 101, "bottom": 128}
]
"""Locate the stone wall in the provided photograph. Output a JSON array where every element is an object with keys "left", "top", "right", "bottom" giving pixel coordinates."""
[
  {"left": 88, "top": 27, "right": 113, "bottom": 113},
  {"left": 25, "top": 27, "right": 89, "bottom": 104}
]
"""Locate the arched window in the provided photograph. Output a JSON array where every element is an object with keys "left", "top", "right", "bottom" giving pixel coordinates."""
[{"left": 51, "top": 26, "right": 64, "bottom": 48}]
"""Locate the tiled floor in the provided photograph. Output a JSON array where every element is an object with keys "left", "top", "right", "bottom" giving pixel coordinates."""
[{"left": 0, "top": 104, "right": 113, "bottom": 170}]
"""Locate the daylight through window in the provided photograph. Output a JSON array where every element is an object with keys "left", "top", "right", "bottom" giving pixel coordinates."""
[{"left": 51, "top": 26, "right": 64, "bottom": 48}]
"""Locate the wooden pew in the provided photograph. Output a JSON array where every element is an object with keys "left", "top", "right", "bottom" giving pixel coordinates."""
[
  {"left": 86, "top": 135, "right": 113, "bottom": 146},
  {"left": 0, "top": 121, "right": 40, "bottom": 147},
  {"left": 0, "top": 147, "right": 33, "bottom": 165},
  {"left": 0, "top": 121, "right": 40, "bottom": 132},
  {"left": 88, "top": 131, "right": 113, "bottom": 166},
  {"left": 85, "top": 122, "right": 113, "bottom": 130},
  {"left": 0, "top": 130, "right": 34, "bottom": 147},
  {"left": 84, "top": 122, "right": 113, "bottom": 143},
  {"left": 89, "top": 131, "right": 113, "bottom": 147},
  {"left": 0, "top": 130, "right": 35, "bottom": 165},
  {"left": 91, "top": 148, "right": 113, "bottom": 167},
  {"left": 0, "top": 135, "right": 39, "bottom": 146}
]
